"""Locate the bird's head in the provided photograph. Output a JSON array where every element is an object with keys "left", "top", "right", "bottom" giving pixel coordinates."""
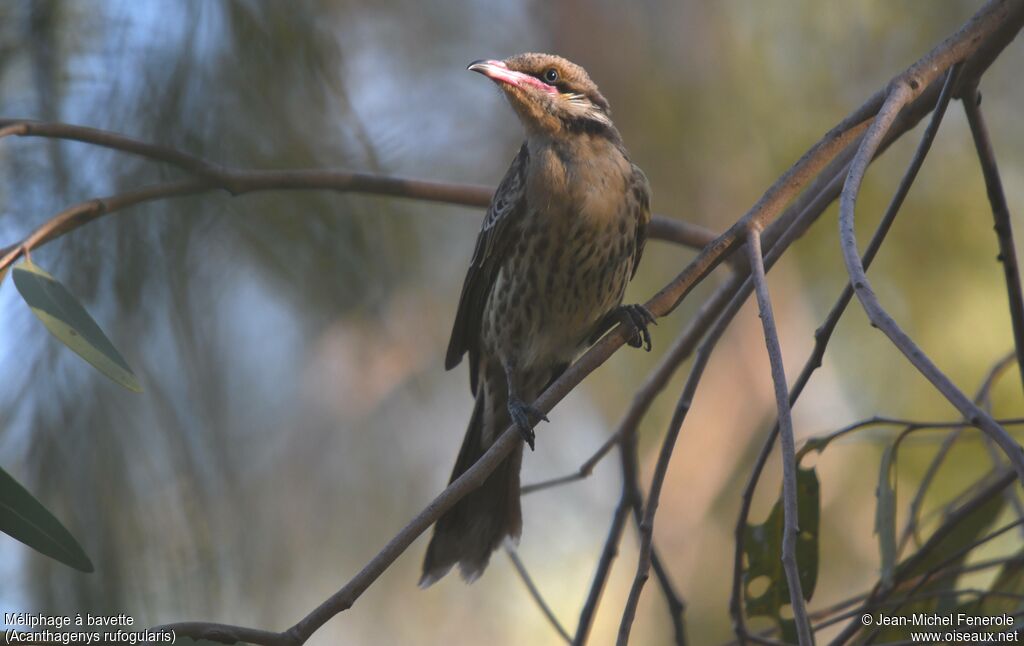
[{"left": 468, "top": 53, "right": 614, "bottom": 138}]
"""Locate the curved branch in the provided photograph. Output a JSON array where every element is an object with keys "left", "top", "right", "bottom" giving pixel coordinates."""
[
  {"left": 838, "top": 79, "right": 1024, "bottom": 484},
  {"left": 0, "top": 119, "right": 719, "bottom": 261}
]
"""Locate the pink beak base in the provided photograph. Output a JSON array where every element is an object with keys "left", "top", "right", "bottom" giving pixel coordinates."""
[{"left": 467, "top": 59, "right": 558, "bottom": 95}]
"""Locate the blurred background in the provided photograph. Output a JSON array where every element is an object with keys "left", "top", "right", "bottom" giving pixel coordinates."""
[{"left": 0, "top": 1, "right": 1021, "bottom": 644}]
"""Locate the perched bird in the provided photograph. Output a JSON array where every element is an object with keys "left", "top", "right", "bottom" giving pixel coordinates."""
[{"left": 420, "top": 53, "right": 654, "bottom": 586}]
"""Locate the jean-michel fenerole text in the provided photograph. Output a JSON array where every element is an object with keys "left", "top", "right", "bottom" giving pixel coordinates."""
[{"left": 871, "top": 612, "right": 1015, "bottom": 628}]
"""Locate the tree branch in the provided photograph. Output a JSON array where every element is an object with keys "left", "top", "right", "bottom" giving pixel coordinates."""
[
  {"left": 573, "top": 479, "right": 632, "bottom": 646},
  {"left": 898, "top": 352, "right": 1017, "bottom": 553},
  {"left": 729, "top": 60, "right": 963, "bottom": 644},
  {"left": 961, "top": 85, "right": 1024, "bottom": 393},
  {"left": 0, "top": 119, "right": 718, "bottom": 264},
  {"left": 838, "top": 78, "right": 1024, "bottom": 485},
  {"left": 505, "top": 545, "right": 572, "bottom": 644},
  {"left": 744, "top": 226, "right": 814, "bottom": 645}
]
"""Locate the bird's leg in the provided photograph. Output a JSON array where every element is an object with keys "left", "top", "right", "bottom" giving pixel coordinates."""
[
  {"left": 503, "top": 362, "right": 548, "bottom": 451},
  {"left": 599, "top": 304, "right": 657, "bottom": 351}
]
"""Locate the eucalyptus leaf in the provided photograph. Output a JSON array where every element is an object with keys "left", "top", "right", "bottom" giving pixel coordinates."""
[
  {"left": 875, "top": 444, "right": 897, "bottom": 589},
  {"left": 12, "top": 260, "right": 141, "bottom": 392},
  {"left": 743, "top": 466, "right": 820, "bottom": 643},
  {"left": 0, "top": 465, "right": 93, "bottom": 572},
  {"left": 898, "top": 493, "right": 1004, "bottom": 582}
]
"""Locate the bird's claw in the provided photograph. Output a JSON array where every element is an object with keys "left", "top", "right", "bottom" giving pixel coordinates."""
[
  {"left": 617, "top": 304, "right": 657, "bottom": 351},
  {"left": 508, "top": 397, "right": 548, "bottom": 451}
]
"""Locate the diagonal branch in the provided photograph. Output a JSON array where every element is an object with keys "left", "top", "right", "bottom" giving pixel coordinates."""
[
  {"left": 505, "top": 545, "right": 573, "bottom": 644},
  {"left": 838, "top": 78, "right": 1024, "bottom": 484},
  {"left": 899, "top": 352, "right": 1017, "bottom": 553},
  {"left": 573, "top": 470, "right": 632, "bottom": 646},
  {"left": 729, "top": 60, "right": 963, "bottom": 643},
  {"left": 961, "top": 85, "right": 1024, "bottom": 393}
]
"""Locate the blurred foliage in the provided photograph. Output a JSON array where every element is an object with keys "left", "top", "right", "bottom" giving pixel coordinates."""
[{"left": 0, "top": 1, "right": 1021, "bottom": 644}]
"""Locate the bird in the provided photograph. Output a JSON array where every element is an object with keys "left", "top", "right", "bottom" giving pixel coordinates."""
[{"left": 420, "top": 53, "right": 654, "bottom": 586}]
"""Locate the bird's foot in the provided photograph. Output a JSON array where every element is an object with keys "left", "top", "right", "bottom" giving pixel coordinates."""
[
  {"left": 613, "top": 304, "right": 657, "bottom": 351},
  {"left": 508, "top": 397, "right": 548, "bottom": 451}
]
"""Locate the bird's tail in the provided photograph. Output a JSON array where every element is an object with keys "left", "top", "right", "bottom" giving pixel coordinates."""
[{"left": 420, "top": 392, "right": 523, "bottom": 586}]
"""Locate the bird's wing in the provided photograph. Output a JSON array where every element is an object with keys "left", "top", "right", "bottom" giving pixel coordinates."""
[
  {"left": 446, "top": 143, "right": 530, "bottom": 391},
  {"left": 628, "top": 164, "right": 652, "bottom": 279}
]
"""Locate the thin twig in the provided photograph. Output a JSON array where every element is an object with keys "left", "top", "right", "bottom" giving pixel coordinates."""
[
  {"left": 615, "top": 314, "right": 712, "bottom": 645},
  {"left": 146, "top": 622, "right": 289, "bottom": 646},
  {"left": 859, "top": 516, "right": 1024, "bottom": 644},
  {"left": 725, "top": 555, "right": 1023, "bottom": 644},
  {"left": 505, "top": 545, "right": 573, "bottom": 644},
  {"left": 745, "top": 226, "right": 814, "bottom": 645},
  {"left": 573, "top": 483, "right": 632, "bottom": 645},
  {"left": 622, "top": 432, "right": 688, "bottom": 645},
  {"left": 962, "top": 85, "right": 1024, "bottom": 393}
]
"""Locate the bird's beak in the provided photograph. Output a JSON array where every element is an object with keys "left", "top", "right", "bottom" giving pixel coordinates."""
[{"left": 468, "top": 59, "right": 557, "bottom": 94}]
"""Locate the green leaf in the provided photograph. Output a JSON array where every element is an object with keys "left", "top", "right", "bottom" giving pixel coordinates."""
[
  {"left": 898, "top": 492, "right": 1004, "bottom": 582},
  {"left": 875, "top": 444, "right": 897, "bottom": 589},
  {"left": 12, "top": 260, "right": 141, "bottom": 392},
  {"left": 0, "top": 465, "right": 93, "bottom": 572},
  {"left": 743, "top": 466, "right": 820, "bottom": 643}
]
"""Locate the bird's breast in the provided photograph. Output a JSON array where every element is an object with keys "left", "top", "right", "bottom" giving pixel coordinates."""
[
  {"left": 482, "top": 141, "right": 638, "bottom": 371},
  {"left": 526, "top": 136, "right": 633, "bottom": 223}
]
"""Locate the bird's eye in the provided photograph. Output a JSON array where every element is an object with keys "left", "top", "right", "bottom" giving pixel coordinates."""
[{"left": 543, "top": 68, "right": 559, "bottom": 83}]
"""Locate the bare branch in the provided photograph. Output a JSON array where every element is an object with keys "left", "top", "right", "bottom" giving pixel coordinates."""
[
  {"left": 612, "top": 175, "right": 831, "bottom": 643},
  {"left": 730, "top": 61, "right": 964, "bottom": 643},
  {"left": 838, "top": 78, "right": 1024, "bottom": 484},
  {"left": 625, "top": 423, "right": 689, "bottom": 643},
  {"left": 573, "top": 485, "right": 631, "bottom": 645},
  {"left": 0, "top": 119, "right": 718, "bottom": 266},
  {"left": 146, "top": 622, "right": 289, "bottom": 646},
  {"left": 962, "top": 85, "right": 1024, "bottom": 392},
  {"left": 745, "top": 227, "right": 814, "bottom": 645},
  {"left": 899, "top": 352, "right": 1017, "bottom": 552},
  {"left": 505, "top": 545, "right": 572, "bottom": 644}
]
